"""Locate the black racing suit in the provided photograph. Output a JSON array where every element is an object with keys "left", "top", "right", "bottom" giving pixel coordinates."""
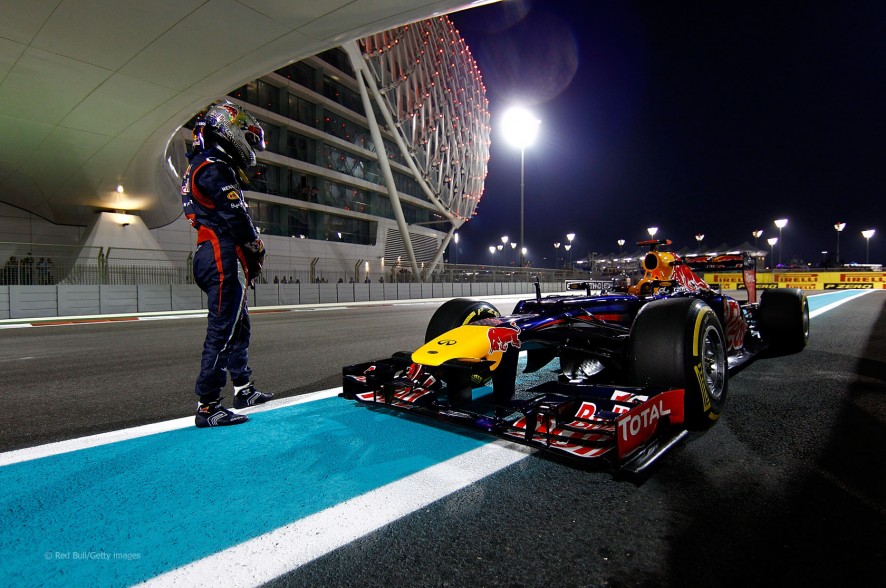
[{"left": 181, "top": 146, "right": 265, "bottom": 403}]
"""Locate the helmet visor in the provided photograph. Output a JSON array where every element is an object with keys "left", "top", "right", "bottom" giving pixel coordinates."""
[
  {"left": 240, "top": 112, "right": 265, "bottom": 152},
  {"left": 244, "top": 123, "right": 265, "bottom": 152}
]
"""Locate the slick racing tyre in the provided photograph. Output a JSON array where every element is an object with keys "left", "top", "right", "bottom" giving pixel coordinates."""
[
  {"left": 757, "top": 288, "right": 809, "bottom": 355},
  {"left": 426, "top": 298, "right": 501, "bottom": 388},
  {"left": 425, "top": 298, "right": 501, "bottom": 341},
  {"left": 629, "top": 298, "right": 728, "bottom": 430}
]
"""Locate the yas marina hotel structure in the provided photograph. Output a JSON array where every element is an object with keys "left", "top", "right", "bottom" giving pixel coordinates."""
[{"left": 0, "top": 13, "right": 490, "bottom": 286}]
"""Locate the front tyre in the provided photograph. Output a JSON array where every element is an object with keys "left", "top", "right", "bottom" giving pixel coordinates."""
[
  {"left": 425, "top": 298, "right": 500, "bottom": 342},
  {"left": 629, "top": 298, "right": 728, "bottom": 429},
  {"left": 425, "top": 298, "right": 501, "bottom": 388}
]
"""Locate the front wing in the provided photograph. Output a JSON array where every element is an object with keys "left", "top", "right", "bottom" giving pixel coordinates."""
[{"left": 341, "top": 356, "right": 688, "bottom": 473}]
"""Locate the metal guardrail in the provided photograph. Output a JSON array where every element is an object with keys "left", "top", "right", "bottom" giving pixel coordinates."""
[{"left": 0, "top": 241, "right": 589, "bottom": 286}]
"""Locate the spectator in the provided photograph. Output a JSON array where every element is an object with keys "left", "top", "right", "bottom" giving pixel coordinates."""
[
  {"left": 21, "top": 253, "right": 33, "bottom": 285},
  {"left": 2, "top": 257, "right": 17, "bottom": 285},
  {"left": 36, "top": 258, "right": 48, "bottom": 284}
]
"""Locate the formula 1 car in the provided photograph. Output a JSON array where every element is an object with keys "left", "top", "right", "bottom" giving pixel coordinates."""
[{"left": 342, "top": 240, "right": 809, "bottom": 473}]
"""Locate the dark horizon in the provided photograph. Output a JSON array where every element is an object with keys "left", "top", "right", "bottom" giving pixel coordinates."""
[{"left": 448, "top": 0, "right": 884, "bottom": 268}]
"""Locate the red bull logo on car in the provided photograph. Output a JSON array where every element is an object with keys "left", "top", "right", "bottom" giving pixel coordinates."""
[{"left": 486, "top": 325, "right": 521, "bottom": 353}]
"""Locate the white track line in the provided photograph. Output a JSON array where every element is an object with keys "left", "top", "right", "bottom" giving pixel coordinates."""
[
  {"left": 0, "top": 388, "right": 342, "bottom": 467},
  {"left": 136, "top": 440, "right": 534, "bottom": 588},
  {"left": 809, "top": 289, "right": 874, "bottom": 318}
]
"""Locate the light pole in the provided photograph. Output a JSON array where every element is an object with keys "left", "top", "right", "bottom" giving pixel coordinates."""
[
  {"left": 554, "top": 242, "right": 561, "bottom": 269},
  {"left": 695, "top": 233, "right": 704, "bottom": 251},
  {"left": 647, "top": 226, "right": 658, "bottom": 240},
  {"left": 564, "top": 244, "right": 572, "bottom": 268},
  {"left": 767, "top": 237, "right": 778, "bottom": 268},
  {"left": 566, "top": 233, "right": 575, "bottom": 269},
  {"left": 488, "top": 245, "right": 496, "bottom": 266},
  {"left": 862, "top": 229, "right": 876, "bottom": 264},
  {"left": 453, "top": 232, "right": 459, "bottom": 265},
  {"left": 834, "top": 222, "right": 845, "bottom": 266},
  {"left": 521, "top": 247, "right": 528, "bottom": 267},
  {"left": 774, "top": 218, "right": 788, "bottom": 265},
  {"left": 752, "top": 230, "right": 763, "bottom": 252},
  {"left": 617, "top": 239, "right": 625, "bottom": 254},
  {"left": 502, "top": 106, "right": 540, "bottom": 268},
  {"left": 510, "top": 241, "right": 517, "bottom": 266}
]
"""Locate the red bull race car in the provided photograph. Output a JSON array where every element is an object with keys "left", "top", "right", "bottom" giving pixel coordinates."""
[{"left": 341, "top": 240, "right": 809, "bottom": 473}]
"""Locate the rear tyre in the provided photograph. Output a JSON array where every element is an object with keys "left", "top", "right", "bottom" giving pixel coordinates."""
[
  {"left": 629, "top": 298, "right": 728, "bottom": 429},
  {"left": 758, "top": 288, "right": 809, "bottom": 354},
  {"left": 425, "top": 298, "right": 501, "bottom": 388}
]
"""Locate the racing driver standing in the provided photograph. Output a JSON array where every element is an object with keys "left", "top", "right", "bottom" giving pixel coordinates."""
[{"left": 181, "top": 101, "right": 274, "bottom": 427}]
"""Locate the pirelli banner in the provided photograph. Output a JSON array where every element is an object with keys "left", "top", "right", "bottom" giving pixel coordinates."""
[{"left": 701, "top": 271, "right": 886, "bottom": 291}]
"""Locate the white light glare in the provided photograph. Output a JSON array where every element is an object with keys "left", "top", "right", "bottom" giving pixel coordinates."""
[{"left": 501, "top": 107, "right": 540, "bottom": 149}]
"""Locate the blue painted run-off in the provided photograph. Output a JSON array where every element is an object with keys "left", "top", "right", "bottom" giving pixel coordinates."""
[
  {"left": 0, "top": 289, "right": 863, "bottom": 587},
  {"left": 0, "top": 399, "right": 491, "bottom": 587},
  {"left": 806, "top": 288, "right": 865, "bottom": 310}
]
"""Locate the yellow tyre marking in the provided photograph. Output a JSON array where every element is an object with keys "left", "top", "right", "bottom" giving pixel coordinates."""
[{"left": 692, "top": 307, "right": 712, "bottom": 411}]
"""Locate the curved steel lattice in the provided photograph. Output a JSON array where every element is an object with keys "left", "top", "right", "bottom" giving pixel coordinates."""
[{"left": 360, "top": 17, "right": 491, "bottom": 224}]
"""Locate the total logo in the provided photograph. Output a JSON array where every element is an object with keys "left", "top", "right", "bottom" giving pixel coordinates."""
[
  {"left": 617, "top": 399, "right": 671, "bottom": 443},
  {"left": 615, "top": 389, "right": 684, "bottom": 459}
]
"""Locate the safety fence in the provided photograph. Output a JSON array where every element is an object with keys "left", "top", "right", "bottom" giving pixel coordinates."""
[
  {"left": 0, "top": 280, "right": 566, "bottom": 320},
  {"left": 0, "top": 242, "right": 583, "bottom": 287}
]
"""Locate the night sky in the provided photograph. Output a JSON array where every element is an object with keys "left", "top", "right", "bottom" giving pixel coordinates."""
[{"left": 448, "top": 0, "right": 885, "bottom": 267}]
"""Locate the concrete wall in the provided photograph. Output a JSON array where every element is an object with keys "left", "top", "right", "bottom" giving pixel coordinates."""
[{"left": 0, "top": 281, "right": 563, "bottom": 320}]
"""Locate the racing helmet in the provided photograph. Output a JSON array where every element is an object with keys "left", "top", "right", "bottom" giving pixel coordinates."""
[{"left": 194, "top": 101, "right": 265, "bottom": 168}]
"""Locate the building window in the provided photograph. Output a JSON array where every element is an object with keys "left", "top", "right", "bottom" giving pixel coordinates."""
[
  {"left": 286, "top": 132, "right": 315, "bottom": 163},
  {"left": 229, "top": 81, "right": 280, "bottom": 114},
  {"left": 287, "top": 93, "right": 315, "bottom": 126},
  {"left": 276, "top": 62, "right": 316, "bottom": 91},
  {"left": 316, "top": 48, "right": 354, "bottom": 76},
  {"left": 320, "top": 144, "right": 380, "bottom": 183},
  {"left": 256, "top": 80, "right": 279, "bottom": 113},
  {"left": 289, "top": 172, "right": 318, "bottom": 203},
  {"left": 323, "top": 113, "right": 372, "bottom": 150},
  {"left": 248, "top": 199, "right": 375, "bottom": 245},
  {"left": 249, "top": 164, "right": 280, "bottom": 195},
  {"left": 323, "top": 75, "right": 363, "bottom": 113}
]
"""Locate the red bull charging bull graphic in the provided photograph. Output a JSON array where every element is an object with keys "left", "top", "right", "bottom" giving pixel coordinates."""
[{"left": 486, "top": 325, "right": 521, "bottom": 354}]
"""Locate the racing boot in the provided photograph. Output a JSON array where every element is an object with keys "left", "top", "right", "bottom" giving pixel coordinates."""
[
  {"left": 232, "top": 382, "right": 273, "bottom": 409},
  {"left": 195, "top": 398, "right": 249, "bottom": 428}
]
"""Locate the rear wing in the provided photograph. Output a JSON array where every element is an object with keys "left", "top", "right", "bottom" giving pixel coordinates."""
[
  {"left": 685, "top": 252, "right": 758, "bottom": 303},
  {"left": 565, "top": 279, "right": 615, "bottom": 295}
]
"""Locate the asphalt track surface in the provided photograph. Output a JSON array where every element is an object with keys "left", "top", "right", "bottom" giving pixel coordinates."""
[{"left": 0, "top": 291, "right": 883, "bottom": 587}]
